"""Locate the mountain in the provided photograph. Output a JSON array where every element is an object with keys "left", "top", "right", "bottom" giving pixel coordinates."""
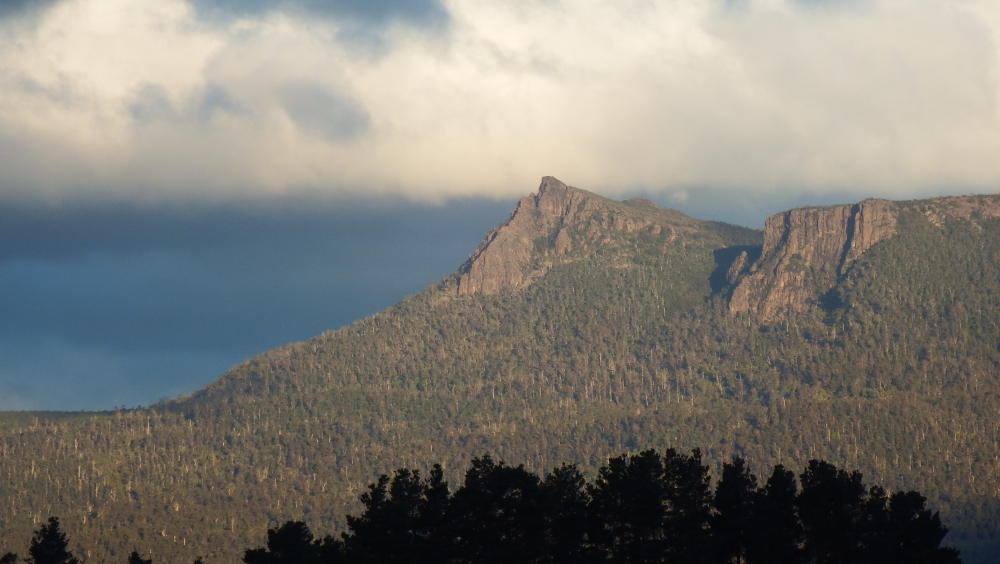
[{"left": 0, "top": 178, "right": 997, "bottom": 562}]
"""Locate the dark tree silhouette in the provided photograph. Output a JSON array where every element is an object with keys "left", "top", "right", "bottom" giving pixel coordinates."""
[
  {"left": 662, "top": 448, "right": 714, "bottom": 564},
  {"left": 798, "top": 460, "right": 867, "bottom": 564},
  {"left": 587, "top": 448, "right": 668, "bottom": 563},
  {"left": 243, "top": 520, "right": 341, "bottom": 564},
  {"left": 127, "top": 550, "right": 152, "bottom": 564},
  {"left": 712, "top": 456, "right": 758, "bottom": 564},
  {"left": 239, "top": 452, "right": 963, "bottom": 564},
  {"left": 538, "top": 463, "right": 592, "bottom": 563},
  {"left": 1, "top": 553, "right": 17, "bottom": 564},
  {"left": 860, "top": 485, "right": 892, "bottom": 563},
  {"left": 853, "top": 483, "right": 961, "bottom": 564},
  {"left": 746, "top": 464, "right": 805, "bottom": 564},
  {"left": 419, "top": 464, "right": 452, "bottom": 561},
  {"left": 28, "top": 517, "right": 78, "bottom": 564},
  {"left": 344, "top": 472, "right": 410, "bottom": 562},
  {"left": 448, "top": 455, "right": 545, "bottom": 564},
  {"left": 344, "top": 466, "right": 447, "bottom": 563},
  {"left": 881, "top": 490, "right": 961, "bottom": 564}
]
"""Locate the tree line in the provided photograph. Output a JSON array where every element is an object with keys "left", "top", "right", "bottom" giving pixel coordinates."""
[{"left": 3, "top": 449, "right": 960, "bottom": 563}]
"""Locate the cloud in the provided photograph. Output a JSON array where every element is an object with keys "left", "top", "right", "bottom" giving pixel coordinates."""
[
  {"left": 0, "top": 0, "right": 59, "bottom": 19},
  {"left": 189, "top": 0, "right": 447, "bottom": 26},
  {"left": 0, "top": 0, "right": 999, "bottom": 206},
  {"left": 188, "top": 0, "right": 448, "bottom": 52},
  {"left": 280, "top": 81, "right": 370, "bottom": 142}
]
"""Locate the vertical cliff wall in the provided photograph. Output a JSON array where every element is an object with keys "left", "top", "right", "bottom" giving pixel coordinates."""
[
  {"left": 728, "top": 194, "right": 1000, "bottom": 320},
  {"left": 728, "top": 200, "right": 897, "bottom": 319}
]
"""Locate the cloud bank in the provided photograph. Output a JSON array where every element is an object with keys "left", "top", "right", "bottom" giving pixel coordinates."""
[{"left": 1, "top": 0, "right": 999, "bottom": 204}]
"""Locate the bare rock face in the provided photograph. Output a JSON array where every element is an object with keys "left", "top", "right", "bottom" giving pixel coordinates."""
[
  {"left": 729, "top": 193, "right": 1000, "bottom": 320},
  {"left": 728, "top": 200, "right": 897, "bottom": 319},
  {"left": 455, "top": 177, "right": 576, "bottom": 295},
  {"left": 725, "top": 251, "right": 750, "bottom": 286},
  {"left": 455, "top": 176, "right": 698, "bottom": 295}
]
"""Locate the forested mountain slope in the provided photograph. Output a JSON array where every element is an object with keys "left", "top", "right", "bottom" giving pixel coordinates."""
[{"left": 0, "top": 178, "right": 997, "bottom": 562}]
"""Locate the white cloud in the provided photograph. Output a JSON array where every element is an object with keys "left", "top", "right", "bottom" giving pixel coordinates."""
[{"left": 1, "top": 0, "right": 998, "bottom": 204}]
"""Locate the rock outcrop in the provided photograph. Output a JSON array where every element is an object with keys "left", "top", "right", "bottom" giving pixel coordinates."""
[
  {"left": 728, "top": 200, "right": 897, "bottom": 319},
  {"left": 729, "top": 194, "right": 1000, "bottom": 320},
  {"left": 456, "top": 177, "right": 1000, "bottom": 308},
  {"left": 455, "top": 176, "right": 701, "bottom": 295}
]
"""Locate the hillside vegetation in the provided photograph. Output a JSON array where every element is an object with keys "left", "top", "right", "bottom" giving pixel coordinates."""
[{"left": 0, "top": 179, "right": 996, "bottom": 562}]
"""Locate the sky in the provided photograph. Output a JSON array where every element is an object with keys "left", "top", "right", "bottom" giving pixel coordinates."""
[{"left": 2, "top": 0, "right": 999, "bottom": 409}]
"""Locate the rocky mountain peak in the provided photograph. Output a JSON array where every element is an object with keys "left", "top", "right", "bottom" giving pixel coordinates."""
[
  {"left": 535, "top": 174, "right": 571, "bottom": 198},
  {"left": 454, "top": 177, "right": 699, "bottom": 296}
]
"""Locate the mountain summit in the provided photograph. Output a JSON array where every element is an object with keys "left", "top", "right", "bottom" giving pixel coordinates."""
[{"left": 455, "top": 176, "right": 704, "bottom": 295}]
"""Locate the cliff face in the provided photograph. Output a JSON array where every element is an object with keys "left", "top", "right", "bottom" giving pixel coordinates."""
[
  {"left": 729, "top": 194, "right": 1000, "bottom": 320},
  {"left": 456, "top": 177, "right": 576, "bottom": 295},
  {"left": 728, "top": 199, "right": 897, "bottom": 319},
  {"left": 455, "top": 176, "right": 702, "bottom": 295}
]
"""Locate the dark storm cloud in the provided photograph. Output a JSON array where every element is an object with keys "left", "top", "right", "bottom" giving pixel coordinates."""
[
  {"left": 190, "top": 0, "right": 449, "bottom": 52},
  {"left": 191, "top": 0, "right": 448, "bottom": 27},
  {"left": 0, "top": 195, "right": 510, "bottom": 410},
  {"left": 0, "top": 0, "right": 59, "bottom": 19}
]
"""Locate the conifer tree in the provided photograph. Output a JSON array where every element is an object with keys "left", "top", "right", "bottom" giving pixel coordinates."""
[
  {"left": 587, "top": 449, "right": 668, "bottom": 563},
  {"left": 539, "top": 464, "right": 591, "bottom": 563},
  {"left": 798, "top": 460, "right": 867, "bottom": 564},
  {"left": 344, "top": 468, "right": 440, "bottom": 563},
  {"left": 883, "top": 491, "right": 961, "bottom": 564},
  {"left": 662, "top": 448, "right": 714, "bottom": 564},
  {"left": 28, "top": 517, "right": 78, "bottom": 564},
  {"left": 417, "top": 464, "right": 452, "bottom": 561},
  {"left": 712, "top": 456, "right": 757, "bottom": 564},
  {"left": 127, "top": 550, "right": 152, "bottom": 564},
  {"left": 448, "top": 455, "right": 545, "bottom": 564},
  {"left": 746, "top": 465, "right": 804, "bottom": 564},
  {"left": 243, "top": 521, "right": 336, "bottom": 564}
]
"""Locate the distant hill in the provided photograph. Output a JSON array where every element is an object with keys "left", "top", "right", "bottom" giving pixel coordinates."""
[{"left": 0, "top": 178, "right": 997, "bottom": 562}]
